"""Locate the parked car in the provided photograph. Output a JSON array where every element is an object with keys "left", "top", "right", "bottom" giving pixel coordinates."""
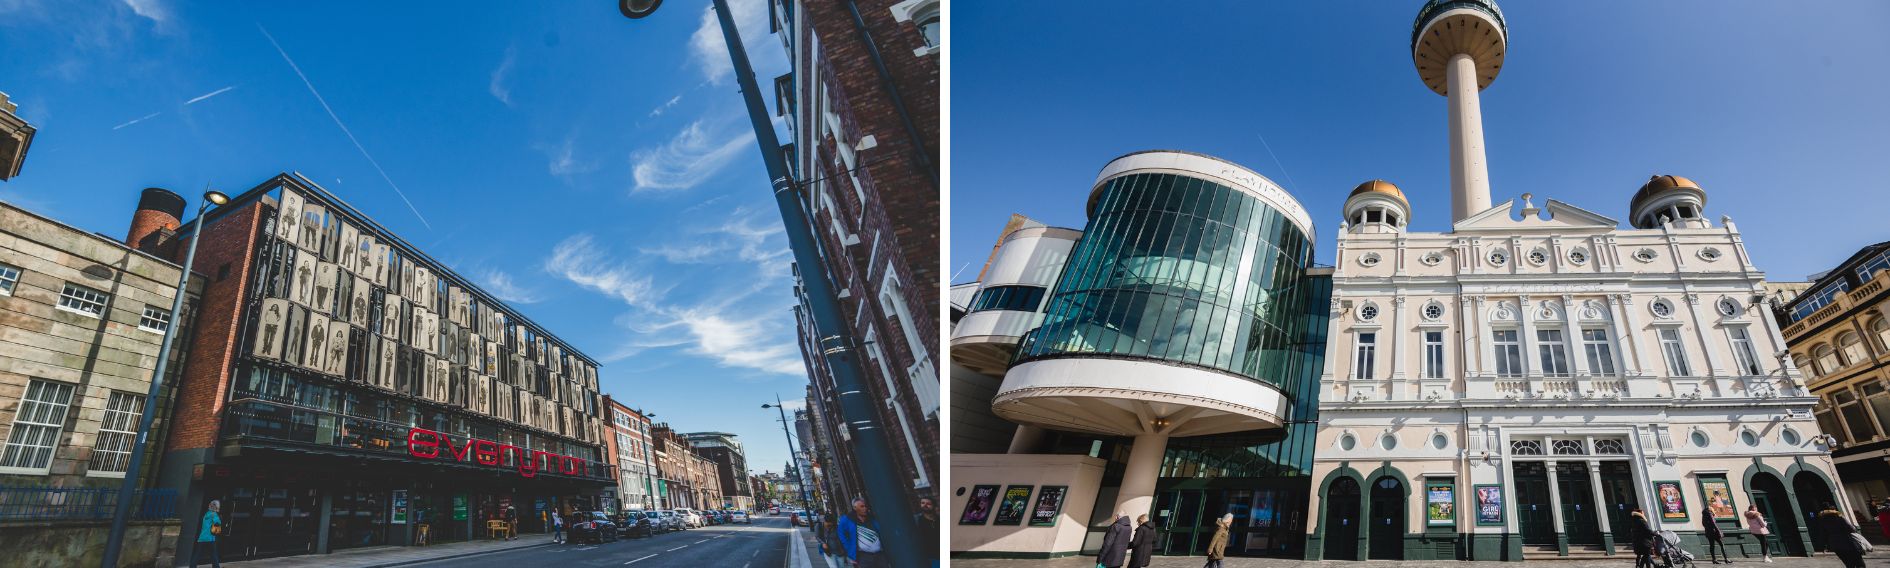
[
  {"left": 656, "top": 510, "right": 685, "bottom": 532},
  {"left": 614, "top": 511, "right": 655, "bottom": 538},
  {"left": 675, "top": 508, "right": 703, "bottom": 528},
  {"left": 571, "top": 512, "right": 619, "bottom": 544},
  {"left": 770, "top": 506, "right": 780, "bottom": 515},
  {"left": 730, "top": 510, "right": 750, "bottom": 524}
]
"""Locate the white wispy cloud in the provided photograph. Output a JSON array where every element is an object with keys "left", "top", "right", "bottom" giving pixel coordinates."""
[
  {"left": 121, "top": 0, "right": 167, "bottom": 23},
  {"left": 112, "top": 111, "right": 160, "bottom": 130},
  {"left": 630, "top": 117, "right": 754, "bottom": 192},
  {"left": 184, "top": 85, "right": 235, "bottom": 105},
  {"left": 489, "top": 45, "right": 516, "bottom": 106},
  {"left": 545, "top": 235, "right": 665, "bottom": 308},
  {"left": 259, "top": 23, "right": 431, "bottom": 230},
  {"left": 650, "top": 94, "right": 682, "bottom": 118},
  {"left": 477, "top": 269, "right": 541, "bottom": 304},
  {"left": 547, "top": 134, "right": 597, "bottom": 178},
  {"left": 636, "top": 208, "right": 789, "bottom": 278},
  {"left": 687, "top": 0, "right": 784, "bottom": 85},
  {"left": 634, "top": 304, "right": 805, "bottom": 375}
]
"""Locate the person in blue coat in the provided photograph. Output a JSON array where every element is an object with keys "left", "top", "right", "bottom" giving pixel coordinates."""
[
  {"left": 193, "top": 500, "right": 222, "bottom": 568},
  {"left": 837, "top": 498, "right": 886, "bottom": 567}
]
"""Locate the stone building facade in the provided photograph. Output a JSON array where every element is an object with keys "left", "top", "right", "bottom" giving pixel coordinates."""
[
  {"left": 773, "top": 0, "right": 941, "bottom": 516},
  {"left": 1776, "top": 242, "right": 1890, "bottom": 516},
  {"left": 685, "top": 432, "right": 752, "bottom": 510},
  {"left": 604, "top": 396, "right": 657, "bottom": 511}
]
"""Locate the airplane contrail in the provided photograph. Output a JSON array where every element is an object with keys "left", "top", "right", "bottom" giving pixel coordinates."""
[
  {"left": 112, "top": 112, "right": 161, "bottom": 130},
  {"left": 185, "top": 85, "right": 236, "bottom": 105},
  {"left": 257, "top": 23, "right": 432, "bottom": 230}
]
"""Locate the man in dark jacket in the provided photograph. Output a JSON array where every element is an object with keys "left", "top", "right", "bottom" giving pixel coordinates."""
[
  {"left": 1815, "top": 503, "right": 1867, "bottom": 568},
  {"left": 914, "top": 498, "right": 940, "bottom": 567},
  {"left": 1097, "top": 515, "right": 1133, "bottom": 568},
  {"left": 1701, "top": 507, "right": 1726, "bottom": 564},
  {"left": 1127, "top": 514, "right": 1156, "bottom": 568},
  {"left": 1629, "top": 508, "right": 1657, "bottom": 568}
]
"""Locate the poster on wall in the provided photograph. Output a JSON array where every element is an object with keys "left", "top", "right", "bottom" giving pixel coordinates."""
[
  {"left": 1654, "top": 480, "right": 1688, "bottom": 521},
  {"left": 254, "top": 298, "right": 288, "bottom": 360},
  {"left": 326, "top": 320, "right": 350, "bottom": 376},
  {"left": 303, "top": 313, "right": 331, "bottom": 372},
  {"left": 391, "top": 490, "right": 409, "bottom": 524},
  {"left": 1475, "top": 485, "right": 1504, "bottom": 525},
  {"left": 277, "top": 189, "right": 304, "bottom": 241},
  {"left": 994, "top": 485, "right": 1033, "bottom": 526},
  {"left": 959, "top": 485, "right": 999, "bottom": 525},
  {"left": 1427, "top": 483, "right": 1455, "bottom": 526},
  {"left": 292, "top": 254, "right": 316, "bottom": 307},
  {"left": 1028, "top": 486, "right": 1067, "bottom": 527},
  {"left": 299, "top": 202, "right": 326, "bottom": 252},
  {"left": 1701, "top": 480, "right": 1736, "bottom": 520},
  {"left": 452, "top": 493, "right": 468, "bottom": 521}
]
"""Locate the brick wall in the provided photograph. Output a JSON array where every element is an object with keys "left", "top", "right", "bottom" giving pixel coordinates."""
[{"left": 161, "top": 201, "right": 264, "bottom": 453}]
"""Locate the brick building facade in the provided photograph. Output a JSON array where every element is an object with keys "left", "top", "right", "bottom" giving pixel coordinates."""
[
  {"left": 771, "top": 0, "right": 940, "bottom": 519},
  {"left": 684, "top": 431, "right": 753, "bottom": 510},
  {"left": 604, "top": 396, "right": 657, "bottom": 511}
]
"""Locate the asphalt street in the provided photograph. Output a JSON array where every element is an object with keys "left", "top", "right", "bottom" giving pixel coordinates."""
[{"left": 409, "top": 516, "right": 798, "bottom": 568}]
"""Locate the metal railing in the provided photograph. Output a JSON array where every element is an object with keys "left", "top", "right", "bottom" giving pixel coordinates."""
[{"left": 0, "top": 486, "right": 177, "bottom": 522}]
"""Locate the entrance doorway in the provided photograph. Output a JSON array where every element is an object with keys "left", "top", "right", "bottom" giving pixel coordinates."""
[
  {"left": 1513, "top": 462, "right": 1555, "bottom": 545},
  {"left": 1749, "top": 473, "right": 1804, "bottom": 557},
  {"left": 1369, "top": 476, "right": 1404, "bottom": 560},
  {"left": 1793, "top": 473, "right": 1837, "bottom": 553},
  {"left": 1324, "top": 477, "right": 1360, "bottom": 560},
  {"left": 221, "top": 487, "right": 321, "bottom": 560},
  {"left": 1598, "top": 461, "right": 1641, "bottom": 546},
  {"left": 1155, "top": 489, "right": 1204, "bottom": 555},
  {"left": 1556, "top": 462, "right": 1602, "bottom": 545}
]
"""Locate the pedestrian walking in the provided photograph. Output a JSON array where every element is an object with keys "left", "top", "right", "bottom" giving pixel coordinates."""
[
  {"left": 837, "top": 498, "right": 887, "bottom": 568},
  {"left": 1629, "top": 508, "right": 1657, "bottom": 568},
  {"left": 914, "top": 497, "right": 940, "bottom": 567},
  {"left": 192, "top": 500, "right": 222, "bottom": 568},
  {"left": 504, "top": 505, "right": 518, "bottom": 540},
  {"left": 551, "top": 510, "right": 565, "bottom": 544},
  {"left": 1128, "top": 514, "right": 1156, "bottom": 568},
  {"left": 1876, "top": 500, "right": 1890, "bottom": 541},
  {"left": 1746, "top": 504, "right": 1774, "bottom": 562},
  {"left": 1701, "top": 506, "right": 1728, "bottom": 564},
  {"left": 1203, "top": 513, "right": 1231, "bottom": 568},
  {"left": 1096, "top": 514, "right": 1132, "bottom": 568},
  {"left": 1816, "top": 502, "right": 1870, "bottom": 568}
]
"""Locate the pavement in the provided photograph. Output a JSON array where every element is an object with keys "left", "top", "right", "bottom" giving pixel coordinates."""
[
  {"left": 950, "top": 550, "right": 1890, "bottom": 568},
  {"left": 220, "top": 517, "right": 797, "bottom": 568}
]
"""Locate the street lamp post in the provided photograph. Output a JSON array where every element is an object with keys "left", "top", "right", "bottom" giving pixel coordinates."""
[
  {"left": 102, "top": 190, "right": 228, "bottom": 568},
  {"left": 619, "top": 1, "right": 921, "bottom": 566},
  {"left": 762, "top": 396, "right": 813, "bottom": 511}
]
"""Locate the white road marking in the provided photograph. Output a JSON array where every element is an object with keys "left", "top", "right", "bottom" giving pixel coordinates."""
[
  {"left": 695, "top": 539, "right": 711, "bottom": 544},
  {"left": 667, "top": 545, "right": 689, "bottom": 551},
  {"left": 753, "top": 550, "right": 760, "bottom": 558},
  {"left": 624, "top": 554, "right": 658, "bottom": 565}
]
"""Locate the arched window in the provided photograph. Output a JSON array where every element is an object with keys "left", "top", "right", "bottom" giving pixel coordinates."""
[
  {"left": 1841, "top": 332, "right": 1869, "bottom": 366},
  {"left": 1874, "top": 319, "right": 1890, "bottom": 352},
  {"left": 1816, "top": 344, "right": 1842, "bottom": 375},
  {"left": 1510, "top": 440, "right": 1543, "bottom": 455}
]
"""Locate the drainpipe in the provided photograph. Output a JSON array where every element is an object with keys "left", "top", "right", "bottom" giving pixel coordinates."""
[{"left": 839, "top": 0, "right": 938, "bottom": 192}]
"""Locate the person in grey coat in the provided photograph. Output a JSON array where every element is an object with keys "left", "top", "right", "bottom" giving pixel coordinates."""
[
  {"left": 1097, "top": 515, "right": 1134, "bottom": 568},
  {"left": 1127, "top": 514, "right": 1157, "bottom": 568}
]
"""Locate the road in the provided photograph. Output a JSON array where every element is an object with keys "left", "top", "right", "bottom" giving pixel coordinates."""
[{"left": 413, "top": 516, "right": 799, "bottom": 568}]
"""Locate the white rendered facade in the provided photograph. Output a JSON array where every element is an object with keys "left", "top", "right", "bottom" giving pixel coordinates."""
[{"left": 1308, "top": 191, "right": 1840, "bottom": 560}]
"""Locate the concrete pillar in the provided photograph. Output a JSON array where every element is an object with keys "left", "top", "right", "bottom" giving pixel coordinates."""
[
  {"left": 1447, "top": 53, "right": 1493, "bottom": 223},
  {"left": 316, "top": 492, "right": 334, "bottom": 554},
  {"left": 1545, "top": 460, "right": 1567, "bottom": 551},
  {"left": 1007, "top": 425, "right": 1047, "bottom": 454},
  {"left": 1586, "top": 460, "right": 1612, "bottom": 536},
  {"left": 1112, "top": 433, "right": 1171, "bottom": 521}
]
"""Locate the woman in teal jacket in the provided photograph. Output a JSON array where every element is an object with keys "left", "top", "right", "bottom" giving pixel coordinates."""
[{"left": 193, "top": 500, "right": 221, "bottom": 568}]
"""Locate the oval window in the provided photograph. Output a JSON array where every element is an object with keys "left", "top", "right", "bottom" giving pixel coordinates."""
[
  {"left": 1340, "top": 434, "right": 1357, "bottom": 451},
  {"left": 1432, "top": 434, "right": 1448, "bottom": 450},
  {"left": 1691, "top": 431, "right": 1710, "bottom": 448},
  {"left": 1741, "top": 430, "right": 1760, "bottom": 447},
  {"left": 1782, "top": 429, "right": 1801, "bottom": 446},
  {"left": 1381, "top": 434, "right": 1398, "bottom": 450}
]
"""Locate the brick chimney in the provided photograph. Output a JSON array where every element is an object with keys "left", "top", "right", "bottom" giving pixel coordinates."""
[{"left": 127, "top": 187, "right": 185, "bottom": 256}]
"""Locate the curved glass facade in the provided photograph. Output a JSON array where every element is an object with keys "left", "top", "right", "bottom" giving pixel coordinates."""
[
  {"left": 967, "top": 285, "right": 1047, "bottom": 314},
  {"left": 1016, "top": 172, "right": 1321, "bottom": 388}
]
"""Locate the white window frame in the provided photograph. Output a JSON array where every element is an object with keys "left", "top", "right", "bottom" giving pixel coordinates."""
[
  {"left": 1582, "top": 328, "right": 1618, "bottom": 376},
  {"left": 86, "top": 391, "right": 145, "bottom": 477},
  {"left": 1728, "top": 326, "right": 1763, "bottom": 376},
  {"left": 888, "top": 0, "right": 941, "bottom": 56},
  {"left": 1353, "top": 332, "right": 1377, "bottom": 380},
  {"left": 1841, "top": 332, "right": 1870, "bottom": 367},
  {"left": 1659, "top": 328, "right": 1693, "bottom": 377},
  {"left": 57, "top": 282, "right": 110, "bottom": 318},
  {"left": 0, "top": 262, "right": 21, "bottom": 296},
  {"left": 1493, "top": 328, "right": 1524, "bottom": 377},
  {"left": 0, "top": 379, "right": 78, "bottom": 474},
  {"left": 1422, "top": 331, "right": 1445, "bottom": 379},
  {"left": 138, "top": 305, "right": 172, "bottom": 334},
  {"left": 1536, "top": 329, "right": 1571, "bottom": 377},
  {"left": 1816, "top": 344, "right": 1842, "bottom": 376}
]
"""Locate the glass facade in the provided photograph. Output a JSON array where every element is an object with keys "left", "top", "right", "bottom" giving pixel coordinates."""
[
  {"left": 967, "top": 285, "right": 1047, "bottom": 313},
  {"left": 1017, "top": 172, "right": 1319, "bottom": 391}
]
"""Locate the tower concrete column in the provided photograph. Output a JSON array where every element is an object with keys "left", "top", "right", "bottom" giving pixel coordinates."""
[
  {"left": 1447, "top": 53, "right": 1493, "bottom": 222},
  {"left": 1113, "top": 433, "right": 1171, "bottom": 520},
  {"left": 1007, "top": 425, "right": 1047, "bottom": 454}
]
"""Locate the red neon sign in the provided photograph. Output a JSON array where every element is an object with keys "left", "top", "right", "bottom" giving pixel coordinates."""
[{"left": 407, "top": 427, "right": 588, "bottom": 478}]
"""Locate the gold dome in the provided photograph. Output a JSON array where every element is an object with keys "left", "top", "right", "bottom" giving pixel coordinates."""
[
  {"left": 1349, "top": 180, "right": 1409, "bottom": 209},
  {"left": 1632, "top": 174, "right": 1703, "bottom": 204}
]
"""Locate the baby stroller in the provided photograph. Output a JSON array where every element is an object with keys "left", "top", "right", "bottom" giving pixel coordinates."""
[{"left": 1657, "top": 530, "right": 1696, "bottom": 568}]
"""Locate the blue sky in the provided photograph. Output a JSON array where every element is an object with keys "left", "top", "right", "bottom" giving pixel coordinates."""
[
  {"left": 952, "top": 1, "right": 1890, "bottom": 284},
  {"left": 0, "top": 0, "right": 807, "bottom": 475}
]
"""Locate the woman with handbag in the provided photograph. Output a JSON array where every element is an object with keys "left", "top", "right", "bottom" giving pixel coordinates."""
[
  {"left": 192, "top": 500, "right": 222, "bottom": 568},
  {"left": 1745, "top": 504, "right": 1774, "bottom": 563},
  {"left": 1816, "top": 502, "right": 1870, "bottom": 568}
]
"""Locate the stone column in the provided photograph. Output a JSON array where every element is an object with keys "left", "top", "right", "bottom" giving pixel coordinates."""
[
  {"left": 1545, "top": 460, "right": 1567, "bottom": 554},
  {"left": 1112, "top": 433, "right": 1171, "bottom": 521},
  {"left": 1447, "top": 53, "right": 1493, "bottom": 222},
  {"left": 1519, "top": 296, "right": 1540, "bottom": 392},
  {"left": 1586, "top": 459, "right": 1613, "bottom": 550},
  {"left": 1391, "top": 296, "right": 1409, "bottom": 399}
]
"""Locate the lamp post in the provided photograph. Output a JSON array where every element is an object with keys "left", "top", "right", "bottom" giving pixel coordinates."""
[
  {"left": 102, "top": 190, "right": 228, "bottom": 568},
  {"left": 619, "top": 1, "right": 920, "bottom": 565},
  {"left": 763, "top": 396, "right": 813, "bottom": 511}
]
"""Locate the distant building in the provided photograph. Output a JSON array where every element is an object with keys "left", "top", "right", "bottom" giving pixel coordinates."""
[
  {"left": 1776, "top": 242, "right": 1890, "bottom": 516},
  {"left": 604, "top": 396, "right": 657, "bottom": 511},
  {"left": 685, "top": 432, "right": 753, "bottom": 510},
  {"left": 0, "top": 91, "right": 34, "bottom": 180},
  {"left": 772, "top": 0, "right": 941, "bottom": 518}
]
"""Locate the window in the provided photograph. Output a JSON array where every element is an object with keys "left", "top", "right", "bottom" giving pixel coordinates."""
[
  {"left": 1582, "top": 329, "right": 1617, "bottom": 376},
  {"left": 1423, "top": 331, "right": 1445, "bottom": 379},
  {"left": 1380, "top": 434, "right": 1397, "bottom": 450},
  {"left": 1782, "top": 429, "right": 1802, "bottom": 446},
  {"left": 1568, "top": 249, "right": 1589, "bottom": 265},
  {"left": 1537, "top": 329, "right": 1570, "bottom": 376},
  {"left": 1339, "top": 434, "right": 1356, "bottom": 451},
  {"left": 1816, "top": 345, "right": 1841, "bottom": 376},
  {"left": 1659, "top": 328, "right": 1692, "bottom": 377},
  {"left": 0, "top": 380, "right": 78, "bottom": 471},
  {"left": 1864, "top": 383, "right": 1890, "bottom": 441},
  {"left": 966, "top": 285, "right": 1046, "bottom": 313},
  {"left": 1494, "top": 329, "right": 1523, "bottom": 377},
  {"left": 1488, "top": 250, "right": 1507, "bottom": 267},
  {"left": 1431, "top": 433, "right": 1448, "bottom": 450},
  {"left": 1422, "top": 303, "right": 1445, "bottom": 320},
  {"left": 1856, "top": 249, "right": 1890, "bottom": 283},
  {"left": 88, "top": 391, "right": 144, "bottom": 474},
  {"left": 58, "top": 283, "right": 109, "bottom": 317},
  {"left": 915, "top": 4, "right": 940, "bottom": 49},
  {"left": 1729, "top": 327, "right": 1763, "bottom": 376},
  {"left": 1353, "top": 333, "right": 1376, "bottom": 380},
  {"left": 1836, "top": 390, "right": 1878, "bottom": 442},
  {"left": 1359, "top": 303, "right": 1379, "bottom": 321},
  {"left": 1841, "top": 332, "right": 1869, "bottom": 366},
  {"left": 1690, "top": 430, "right": 1710, "bottom": 448},
  {"left": 1649, "top": 299, "right": 1674, "bottom": 319},
  {"left": 1717, "top": 297, "right": 1741, "bottom": 317},
  {"left": 1740, "top": 430, "right": 1760, "bottom": 447},
  {"left": 1552, "top": 439, "right": 1586, "bottom": 455},
  {"left": 139, "top": 305, "right": 172, "bottom": 333},
  {"left": 1875, "top": 319, "right": 1890, "bottom": 352},
  {"left": 1527, "top": 249, "right": 1548, "bottom": 266},
  {"left": 1594, "top": 439, "right": 1627, "bottom": 454},
  {"left": 1790, "top": 282, "right": 1852, "bottom": 323},
  {"left": 1510, "top": 440, "right": 1543, "bottom": 455},
  {"left": 0, "top": 262, "right": 20, "bottom": 295}
]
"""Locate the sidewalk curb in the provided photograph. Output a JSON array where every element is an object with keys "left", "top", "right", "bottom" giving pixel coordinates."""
[{"left": 360, "top": 541, "right": 555, "bottom": 568}]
